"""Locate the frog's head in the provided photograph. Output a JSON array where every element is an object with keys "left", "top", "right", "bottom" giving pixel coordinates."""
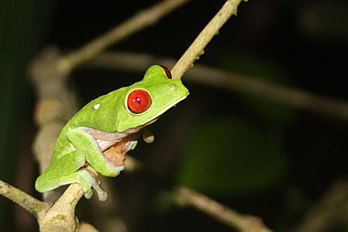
[{"left": 117, "top": 65, "right": 189, "bottom": 132}]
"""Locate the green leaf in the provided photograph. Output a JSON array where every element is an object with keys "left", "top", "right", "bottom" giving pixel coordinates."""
[{"left": 177, "top": 115, "right": 287, "bottom": 196}]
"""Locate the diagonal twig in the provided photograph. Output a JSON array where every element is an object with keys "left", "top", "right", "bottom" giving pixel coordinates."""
[
  {"left": 0, "top": 179, "right": 48, "bottom": 219},
  {"left": 174, "top": 186, "right": 272, "bottom": 232},
  {"left": 171, "top": 0, "right": 243, "bottom": 79},
  {"left": 57, "top": 0, "right": 190, "bottom": 73}
]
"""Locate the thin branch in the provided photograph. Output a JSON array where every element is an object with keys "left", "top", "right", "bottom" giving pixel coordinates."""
[
  {"left": 57, "top": 0, "right": 190, "bottom": 73},
  {"left": 295, "top": 180, "right": 348, "bottom": 232},
  {"left": 0, "top": 179, "right": 48, "bottom": 219},
  {"left": 185, "top": 65, "right": 348, "bottom": 120},
  {"left": 171, "top": 0, "right": 243, "bottom": 79},
  {"left": 174, "top": 186, "right": 272, "bottom": 232},
  {"left": 124, "top": 156, "right": 273, "bottom": 232}
]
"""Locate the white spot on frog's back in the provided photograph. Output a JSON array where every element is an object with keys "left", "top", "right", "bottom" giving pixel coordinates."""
[{"left": 93, "top": 103, "right": 101, "bottom": 110}]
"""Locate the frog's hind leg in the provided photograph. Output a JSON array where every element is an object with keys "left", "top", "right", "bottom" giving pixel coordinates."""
[
  {"left": 37, "top": 169, "right": 108, "bottom": 201},
  {"left": 35, "top": 150, "right": 108, "bottom": 201}
]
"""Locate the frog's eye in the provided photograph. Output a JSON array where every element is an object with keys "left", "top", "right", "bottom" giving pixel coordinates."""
[
  {"left": 127, "top": 89, "right": 152, "bottom": 114},
  {"left": 160, "top": 65, "right": 172, "bottom": 79}
]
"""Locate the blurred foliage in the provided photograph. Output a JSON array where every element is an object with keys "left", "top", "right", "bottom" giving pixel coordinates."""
[{"left": 177, "top": 115, "right": 287, "bottom": 196}]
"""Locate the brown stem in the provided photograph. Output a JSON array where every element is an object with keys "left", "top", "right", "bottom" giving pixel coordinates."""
[
  {"left": 174, "top": 186, "right": 272, "bottom": 232},
  {"left": 0, "top": 179, "right": 48, "bottom": 219}
]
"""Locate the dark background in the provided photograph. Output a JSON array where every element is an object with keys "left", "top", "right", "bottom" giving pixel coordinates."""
[{"left": 0, "top": 0, "right": 347, "bottom": 231}]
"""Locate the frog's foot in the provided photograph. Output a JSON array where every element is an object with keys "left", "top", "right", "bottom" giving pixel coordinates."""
[{"left": 78, "top": 169, "right": 108, "bottom": 201}]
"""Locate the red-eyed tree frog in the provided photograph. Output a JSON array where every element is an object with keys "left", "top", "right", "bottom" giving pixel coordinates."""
[{"left": 35, "top": 65, "right": 189, "bottom": 201}]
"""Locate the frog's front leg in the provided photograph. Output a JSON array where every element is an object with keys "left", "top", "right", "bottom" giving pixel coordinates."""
[{"left": 66, "top": 127, "right": 125, "bottom": 177}]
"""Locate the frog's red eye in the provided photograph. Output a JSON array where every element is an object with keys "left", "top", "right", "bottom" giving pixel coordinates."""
[
  {"left": 127, "top": 89, "right": 152, "bottom": 114},
  {"left": 160, "top": 65, "right": 172, "bottom": 79}
]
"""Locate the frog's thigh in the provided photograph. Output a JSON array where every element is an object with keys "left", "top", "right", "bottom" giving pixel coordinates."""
[
  {"left": 66, "top": 128, "right": 104, "bottom": 165},
  {"left": 67, "top": 127, "right": 120, "bottom": 176},
  {"left": 35, "top": 150, "right": 86, "bottom": 191},
  {"left": 66, "top": 127, "right": 100, "bottom": 152}
]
